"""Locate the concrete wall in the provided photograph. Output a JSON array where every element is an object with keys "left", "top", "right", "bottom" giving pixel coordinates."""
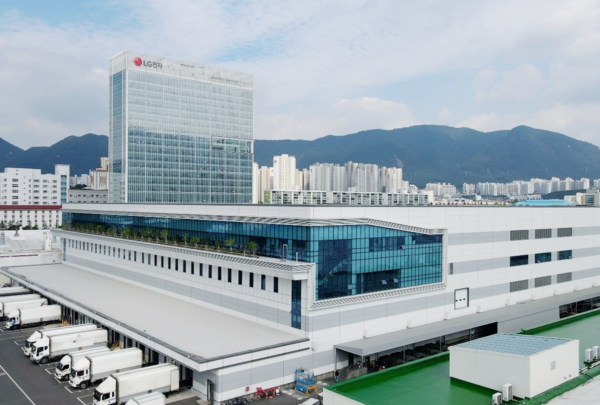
[
  {"left": 0, "top": 251, "right": 60, "bottom": 268},
  {"left": 529, "top": 340, "right": 579, "bottom": 397}
]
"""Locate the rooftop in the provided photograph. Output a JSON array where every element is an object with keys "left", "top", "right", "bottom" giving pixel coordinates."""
[
  {"left": 0, "top": 263, "right": 306, "bottom": 364},
  {"left": 327, "top": 308, "right": 600, "bottom": 405},
  {"left": 453, "top": 334, "right": 571, "bottom": 357}
]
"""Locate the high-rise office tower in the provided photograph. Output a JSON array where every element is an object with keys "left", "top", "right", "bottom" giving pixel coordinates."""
[{"left": 108, "top": 50, "right": 254, "bottom": 203}]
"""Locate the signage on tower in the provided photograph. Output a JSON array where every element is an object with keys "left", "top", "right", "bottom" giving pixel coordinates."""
[{"left": 133, "top": 56, "right": 162, "bottom": 69}]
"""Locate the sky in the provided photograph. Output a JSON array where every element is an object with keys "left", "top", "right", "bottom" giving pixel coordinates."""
[{"left": 1, "top": 0, "right": 600, "bottom": 149}]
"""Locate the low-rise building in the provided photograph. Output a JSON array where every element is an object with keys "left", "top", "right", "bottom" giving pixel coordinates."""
[{"left": 68, "top": 189, "right": 108, "bottom": 204}]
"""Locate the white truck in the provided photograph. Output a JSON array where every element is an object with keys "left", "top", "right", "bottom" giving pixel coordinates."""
[
  {"left": 0, "top": 294, "right": 42, "bottom": 317},
  {"left": 55, "top": 347, "right": 111, "bottom": 381},
  {"left": 5, "top": 305, "right": 61, "bottom": 330},
  {"left": 24, "top": 323, "right": 98, "bottom": 356},
  {"left": 125, "top": 393, "right": 166, "bottom": 405},
  {"left": 93, "top": 363, "right": 180, "bottom": 405},
  {"left": 0, "top": 298, "right": 48, "bottom": 319},
  {"left": 31, "top": 328, "right": 108, "bottom": 364},
  {"left": 70, "top": 348, "right": 143, "bottom": 389},
  {"left": 0, "top": 287, "right": 30, "bottom": 297}
]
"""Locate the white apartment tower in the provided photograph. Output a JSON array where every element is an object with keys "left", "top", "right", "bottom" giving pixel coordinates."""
[{"left": 273, "top": 154, "right": 297, "bottom": 190}]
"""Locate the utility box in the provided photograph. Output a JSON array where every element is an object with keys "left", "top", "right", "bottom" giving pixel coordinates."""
[{"left": 449, "top": 334, "right": 579, "bottom": 399}]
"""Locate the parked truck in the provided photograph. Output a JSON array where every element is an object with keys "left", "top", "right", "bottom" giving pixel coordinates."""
[
  {"left": 125, "top": 393, "right": 166, "bottom": 405},
  {"left": 5, "top": 305, "right": 61, "bottom": 330},
  {"left": 55, "top": 347, "right": 111, "bottom": 381},
  {"left": 0, "top": 294, "right": 42, "bottom": 317},
  {"left": 70, "top": 348, "right": 143, "bottom": 389},
  {"left": 31, "top": 328, "right": 108, "bottom": 364},
  {"left": 24, "top": 323, "right": 98, "bottom": 356},
  {"left": 0, "top": 287, "right": 30, "bottom": 297},
  {"left": 0, "top": 298, "right": 47, "bottom": 319},
  {"left": 93, "top": 363, "right": 180, "bottom": 405}
]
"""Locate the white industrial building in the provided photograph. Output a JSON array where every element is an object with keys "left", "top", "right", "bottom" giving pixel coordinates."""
[
  {"left": 3, "top": 204, "right": 600, "bottom": 404},
  {"left": 0, "top": 205, "right": 63, "bottom": 229},
  {"left": 0, "top": 165, "right": 70, "bottom": 205}
]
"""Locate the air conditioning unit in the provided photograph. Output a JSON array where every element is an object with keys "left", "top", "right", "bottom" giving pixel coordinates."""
[
  {"left": 492, "top": 392, "right": 502, "bottom": 405},
  {"left": 406, "top": 320, "right": 413, "bottom": 329},
  {"left": 505, "top": 299, "right": 510, "bottom": 306},
  {"left": 476, "top": 305, "right": 483, "bottom": 313},
  {"left": 444, "top": 312, "right": 450, "bottom": 320},
  {"left": 502, "top": 383, "right": 513, "bottom": 401},
  {"left": 585, "top": 348, "right": 593, "bottom": 363},
  {"left": 592, "top": 346, "right": 599, "bottom": 360},
  {"left": 553, "top": 289, "right": 559, "bottom": 296}
]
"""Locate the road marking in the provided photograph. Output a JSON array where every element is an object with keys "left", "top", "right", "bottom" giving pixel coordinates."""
[
  {"left": 77, "top": 394, "right": 93, "bottom": 405},
  {"left": 0, "top": 364, "right": 36, "bottom": 405}
]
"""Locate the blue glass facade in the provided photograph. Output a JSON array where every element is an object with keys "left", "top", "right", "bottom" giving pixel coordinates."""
[
  {"left": 65, "top": 213, "right": 443, "bottom": 300},
  {"left": 109, "top": 51, "right": 254, "bottom": 204}
]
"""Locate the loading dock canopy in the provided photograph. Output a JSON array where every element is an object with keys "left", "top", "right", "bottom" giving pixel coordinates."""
[
  {"left": 335, "top": 288, "right": 600, "bottom": 357},
  {"left": 1, "top": 264, "right": 306, "bottom": 363}
]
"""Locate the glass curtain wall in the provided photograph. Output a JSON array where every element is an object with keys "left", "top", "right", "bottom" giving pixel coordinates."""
[{"left": 66, "top": 213, "right": 443, "bottom": 300}]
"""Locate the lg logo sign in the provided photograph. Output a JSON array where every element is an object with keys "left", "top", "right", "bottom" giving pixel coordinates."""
[{"left": 134, "top": 57, "right": 163, "bottom": 69}]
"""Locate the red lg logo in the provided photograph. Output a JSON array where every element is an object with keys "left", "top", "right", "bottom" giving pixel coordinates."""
[{"left": 134, "top": 57, "right": 142, "bottom": 67}]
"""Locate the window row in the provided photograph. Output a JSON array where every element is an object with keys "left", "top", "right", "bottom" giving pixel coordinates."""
[
  {"left": 509, "top": 250, "right": 572, "bottom": 267},
  {"left": 510, "top": 228, "right": 573, "bottom": 241},
  {"left": 510, "top": 272, "right": 572, "bottom": 292},
  {"left": 67, "top": 239, "right": 279, "bottom": 293}
]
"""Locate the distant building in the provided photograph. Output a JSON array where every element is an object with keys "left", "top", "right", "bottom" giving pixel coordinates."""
[
  {"left": 564, "top": 189, "right": 600, "bottom": 206},
  {"left": 0, "top": 165, "right": 70, "bottom": 206},
  {"left": 426, "top": 183, "right": 457, "bottom": 197},
  {"left": 89, "top": 157, "right": 109, "bottom": 190},
  {"left": 68, "top": 189, "right": 108, "bottom": 204},
  {"left": 0, "top": 205, "right": 62, "bottom": 229},
  {"left": 266, "top": 190, "right": 431, "bottom": 206}
]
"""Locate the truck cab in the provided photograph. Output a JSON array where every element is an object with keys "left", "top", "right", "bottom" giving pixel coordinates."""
[
  {"left": 93, "top": 377, "right": 117, "bottom": 405},
  {"left": 5, "top": 310, "right": 18, "bottom": 330},
  {"left": 30, "top": 337, "right": 50, "bottom": 364},
  {"left": 55, "top": 356, "right": 72, "bottom": 380},
  {"left": 23, "top": 331, "right": 42, "bottom": 356},
  {"left": 70, "top": 358, "right": 91, "bottom": 389}
]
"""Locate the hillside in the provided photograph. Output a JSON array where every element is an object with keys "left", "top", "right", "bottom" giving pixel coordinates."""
[
  {"left": 0, "top": 134, "right": 108, "bottom": 175},
  {"left": 255, "top": 125, "right": 600, "bottom": 187},
  {"left": 1, "top": 125, "right": 598, "bottom": 187}
]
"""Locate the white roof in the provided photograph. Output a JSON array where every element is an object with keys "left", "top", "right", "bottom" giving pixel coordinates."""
[
  {"left": 3, "top": 263, "right": 304, "bottom": 361},
  {"left": 0, "top": 230, "right": 60, "bottom": 252}
]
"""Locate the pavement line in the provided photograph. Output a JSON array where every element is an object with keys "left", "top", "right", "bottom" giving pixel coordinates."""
[
  {"left": 77, "top": 394, "right": 93, "bottom": 405},
  {"left": 0, "top": 364, "right": 36, "bottom": 405}
]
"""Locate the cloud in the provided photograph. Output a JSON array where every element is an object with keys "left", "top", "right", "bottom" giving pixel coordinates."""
[
  {"left": 473, "top": 63, "right": 546, "bottom": 102},
  {"left": 438, "top": 107, "right": 452, "bottom": 120},
  {"left": 1, "top": 1, "right": 600, "bottom": 148},
  {"left": 256, "top": 97, "right": 416, "bottom": 140}
]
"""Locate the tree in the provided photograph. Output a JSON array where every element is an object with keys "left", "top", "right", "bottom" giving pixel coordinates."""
[
  {"left": 225, "top": 238, "right": 235, "bottom": 252},
  {"left": 249, "top": 241, "right": 258, "bottom": 257},
  {"left": 182, "top": 233, "right": 188, "bottom": 246},
  {"left": 202, "top": 238, "right": 210, "bottom": 249},
  {"left": 122, "top": 228, "right": 132, "bottom": 239},
  {"left": 160, "top": 229, "right": 168, "bottom": 243},
  {"left": 96, "top": 224, "right": 104, "bottom": 234},
  {"left": 190, "top": 236, "right": 200, "bottom": 248},
  {"left": 0, "top": 221, "right": 5, "bottom": 229},
  {"left": 215, "top": 240, "right": 222, "bottom": 251}
]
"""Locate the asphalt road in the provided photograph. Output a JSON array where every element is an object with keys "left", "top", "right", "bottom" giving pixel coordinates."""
[{"left": 0, "top": 324, "right": 197, "bottom": 405}]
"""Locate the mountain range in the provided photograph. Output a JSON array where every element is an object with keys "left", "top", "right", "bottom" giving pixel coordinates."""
[{"left": 1, "top": 125, "right": 599, "bottom": 187}]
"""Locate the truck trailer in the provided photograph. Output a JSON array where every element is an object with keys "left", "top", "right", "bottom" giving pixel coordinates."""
[
  {"left": 31, "top": 328, "right": 108, "bottom": 364},
  {"left": 0, "top": 298, "right": 47, "bottom": 319},
  {"left": 55, "top": 347, "right": 111, "bottom": 381},
  {"left": 24, "top": 323, "right": 98, "bottom": 356},
  {"left": 70, "top": 348, "right": 143, "bottom": 389},
  {"left": 93, "top": 363, "right": 179, "bottom": 405},
  {"left": 125, "top": 393, "right": 166, "bottom": 405},
  {"left": 0, "top": 287, "right": 30, "bottom": 297},
  {"left": 0, "top": 293, "right": 41, "bottom": 305},
  {"left": 5, "top": 305, "right": 61, "bottom": 330}
]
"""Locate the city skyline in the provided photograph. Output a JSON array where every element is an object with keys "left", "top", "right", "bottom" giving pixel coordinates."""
[{"left": 1, "top": 1, "right": 600, "bottom": 149}]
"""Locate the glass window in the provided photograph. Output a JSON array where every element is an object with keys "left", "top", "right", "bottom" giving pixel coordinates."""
[
  {"left": 238, "top": 270, "right": 242, "bottom": 285},
  {"left": 249, "top": 273, "right": 254, "bottom": 288},
  {"left": 261, "top": 274, "right": 266, "bottom": 290},
  {"left": 274, "top": 277, "right": 279, "bottom": 293},
  {"left": 208, "top": 265, "right": 212, "bottom": 278},
  {"left": 510, "top": 255, "right": 529, "bottom": 267},
  {"left": 558, "top": 250, "right": 572, "bottom": 260},
  {"left": 291, "top": 280, "right": 302, "bottom": 329},
  {"left": 199, "top": 263, "right": 203, "bottom": 277},
  {"left": 218, "top": 267, "right": 222, "bottom": 281},
  {"left": 227, "top": 268, "right": 232, "bottom": 283},
  {"left": 534, "top": 252, "right": 551, "bottom": 263}
]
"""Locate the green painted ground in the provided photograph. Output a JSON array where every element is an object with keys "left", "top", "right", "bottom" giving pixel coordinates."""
[{"left": 328, "top": 308, "right": 600, "bottom": 405}]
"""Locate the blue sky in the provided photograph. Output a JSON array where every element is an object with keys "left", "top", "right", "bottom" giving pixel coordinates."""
[{"left": 1, "top": 0, "right": 600, "bottom": 149}]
